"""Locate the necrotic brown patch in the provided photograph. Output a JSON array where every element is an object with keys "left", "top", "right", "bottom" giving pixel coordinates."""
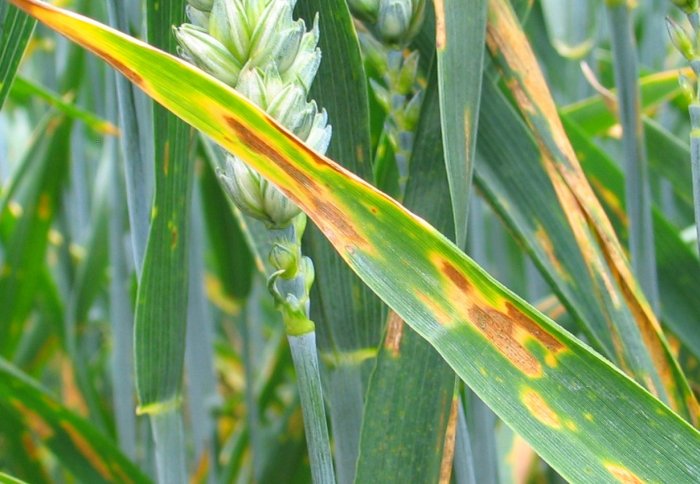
[
  {"left": 223, "top": 116, "right": 366, "bottom": 247},
  {"left": 384, "top": 311, "right": 405, "bottom": 356},
  {"left": 469, "top": 302, "right": 565, "bottom": 376},
  {"left": 434, "top": 255, "right": 565, "bottom": 376},
  {"left": 441, "top": 260, "right": 470, "bottom": 291},
  {"left": 469, "top": 305, "right": 542, "bottom": 376},
  {"left": 96, "top": 51, "right": 145, "bottom": 86}
]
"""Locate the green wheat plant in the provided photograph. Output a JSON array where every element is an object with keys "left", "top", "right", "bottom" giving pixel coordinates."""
[{"left": 0, "top": 0, "right": 699, "bottom": 483}]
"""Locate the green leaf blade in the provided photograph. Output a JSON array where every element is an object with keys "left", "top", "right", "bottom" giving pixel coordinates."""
[
  {"left": 435, "top": 0, "right": 487, "bottom": 248},
  {"left": 0, "top": 4, "right": 35, "bottom": 109}
]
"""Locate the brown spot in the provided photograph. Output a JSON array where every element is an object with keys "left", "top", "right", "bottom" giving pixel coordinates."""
[
  {"left": 99, "top": 52, "right": 145, "bottom": 86},
  {"left": 20, "top": 433, "right": 40, "bottom": 460},
  {"left": 169, "top": 223, "right": 178, "bottom": 250},
  {"left": 439, "top": 398, "right": 459, "bottom": 484},
  {"left": 384, "top": 311, "right": 404, "bottom": 356},
  {"left": 469, "top": 302, "right": 564, "bottom": 377},
  {"left": 604, "top": 463, "right": 646, "bottom": 484},
  {"left": 46, "top": 115, "right": 63, "bottom": 134},
  {"left": 370, "top": 206, "right": 378, "bottom": 214},
  {"left": 440, "top": 260, "right": 470, "bottom": 291},
  {"left": 428, "top": 253, "right": 565, "bottom": 376},
  {"left": 521, "top": 388, "right": 561, "bottom": 429},
  {"left": 192, "top": 450, "right": 211, "bottom": 484},
  {"left": 37, "top": 193, "right": 52, "bottom": 220},
  {"left": 223, "top": 116, "right": 367, "bottom": 247}
]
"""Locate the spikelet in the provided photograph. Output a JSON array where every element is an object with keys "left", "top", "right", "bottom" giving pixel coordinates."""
[
  {"left": 347, "top": 0, "right": 426, "bottom": 47},
  {"left": 175, "top": 0, "right": 331, "bottom": 228}
]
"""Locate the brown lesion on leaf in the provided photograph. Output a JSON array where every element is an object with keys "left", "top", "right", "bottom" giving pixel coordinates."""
[
  {"left": 440, "top": 260, "right": 471, "bottom": 292},
  {"left": 95, "top": 49, "right": 146, "bottom": 87},
  {"left": 355, "top": 144, "right": 366, "bottom": 163},
  {"left": 469, "top": 303, "right": 563, "bottom": 377},
  {"left": 168, "top": 220, "right": 178, "bottom": 250},
  {"left": 488, "top": 0, "right": 689, "bottom": 416},
  {"left": 37, "top": 193, "right": 52, "bottom": 220},
  {"left": 384, "top": 311, "right": 405, "bottom": 357},
  {"left": 438, "top": 397, "right": 459, "bottom": 484},
  {"left": 487, "top": 0, "right": 567, "bottom": 146},
  {"left": 13, "top": 0, "right": 147, "bottom": 89},
  {"left": 432, "top": 255, "right": 565, "bottom": 377},
  {"left": 542, "top": 158, "right": 621, "bottom": 308},
  {"left": 222, "top": 115, "right": 369, "bottom": 250},
  {"left": 85, "top": 29, "right": 149, "bottom": 88}
]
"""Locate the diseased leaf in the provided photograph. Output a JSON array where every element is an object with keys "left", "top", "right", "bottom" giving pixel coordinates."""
[
  {"left": 0, "top": 358, "right": 149, "bottom": 483},
  {"left": 10, "top": 1, "right": 700, "bottom": 482},
  {"left": 485, "top": 0, "right": 696, "bottom": 420}
]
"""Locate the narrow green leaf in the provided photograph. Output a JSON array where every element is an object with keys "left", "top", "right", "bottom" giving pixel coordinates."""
[
  {"left": 0, "top": 4, "right": 35, "bottom": 109},
  {"left": 563, "top": 114, "right": 700, "bottom": 363},
  {"left": 0, "top": 114, "right": 71, "bottom": 356},
  {"left": 0, "top": 358, "right": 149, "bottom": 483},
  {"left": 561, "top": 68, "right": 689, "bottom": 136},
  {"left": 605, "top": 0, "right": 659, "bottom": 312},
  {"left": 0, "top": 472, "right": 30, "bottom": 484},
  {"left": 540, "top": 0, "right": 599, "bottom": 59},
  {"left": 15, "top": 2, "right": 700, "bottom": 481},
  {"left": 434, "top": 0, "right": 487, "bottom": 248},
  {"left": 465, "top": 389, "right": 500, "bottom": 484},
  {"left": 68, "top": 166, "right": 109, "bottom": 331},
  {"left": 9, "top": 76, "right": 118, "bottom": 135},
  {"left": 105, "top": 0, "right": 150, "bottom": 273},
  {"left": 184, "top": 186, "right": 219, "bottom": 481},
  {"left": 106, "top": 129, "right": 137, "bottom": 458},
  {"left": 135, "top": 0, "right": 192, "bottom": 480},
  {"left": 453, "top": 400, "right": 477, "bottom": 484},
  {"left": 645, "top": 118, "right": 694, "bottom": 218}
]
